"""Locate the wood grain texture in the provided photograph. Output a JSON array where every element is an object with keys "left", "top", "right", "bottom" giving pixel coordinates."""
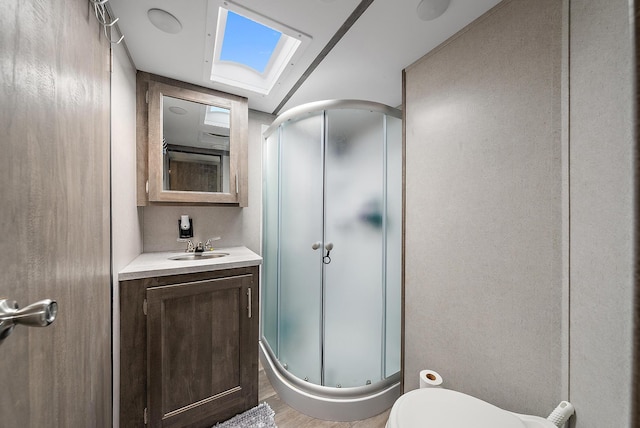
[
  {"left": 136, "top": 72, "right": 150, "bottom": 206},
  {"left": 169, "top": 160, "right": 220, "bottom": 192},
  {"left": 120, "top": 267, "right": 259, "bottom": 428},
  {"left": 155, "top": 282, "right": 240, "bottom": 412},
  {"left": 137, "top": 72, "right": 249, "bottom": 206},
  {"left": 120, "top": 278, "right": 148, "bottom": 427},
  {"left": 148, "top": 276, "right": 251, "bottom": 427},
  {"left": 0, "top": 0, "right": 111, "bottom": 426}
]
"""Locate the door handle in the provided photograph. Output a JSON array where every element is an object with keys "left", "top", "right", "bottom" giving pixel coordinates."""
[
  {"left": 323, "top": 242, "right": 334, "bottom": 264},
  {"left": 0, "top": 299, "right": 58, "bottom": 343}
]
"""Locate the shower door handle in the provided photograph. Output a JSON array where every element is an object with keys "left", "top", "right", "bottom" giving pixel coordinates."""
[
  {"left": 323, "top": 242, "right": 334, "bottom": 264},
  {"left": 324, "top": 242, "right": 334, "bottom": 254}
]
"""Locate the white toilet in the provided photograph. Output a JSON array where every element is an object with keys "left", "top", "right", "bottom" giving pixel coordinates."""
[{"left": 386, "top": 388, "right": 562, "bottom": 428}]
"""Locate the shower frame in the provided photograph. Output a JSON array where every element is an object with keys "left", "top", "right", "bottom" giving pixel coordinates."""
[{"left": 261, "top": 99, "right": 403, "bottom": 421}]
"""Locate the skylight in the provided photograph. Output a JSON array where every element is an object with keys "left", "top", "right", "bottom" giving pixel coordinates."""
[
  {"left": 204, "top": 2, "right": 311, "bottom": 95},
  {"left": 219, "top": 11, "right": 281, "bottom": 74},
  {"left": 204, "top": 106, "right": 230, "bottom": 130}
]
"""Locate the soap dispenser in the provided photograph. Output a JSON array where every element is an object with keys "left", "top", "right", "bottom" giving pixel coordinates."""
[{"left": 178, "top": 215, "right": 193, "bottom": 239}]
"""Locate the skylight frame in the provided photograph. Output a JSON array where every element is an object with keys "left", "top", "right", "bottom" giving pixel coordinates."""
[{"left": 204, "top": 0, "right": 311, "bottom": 95}]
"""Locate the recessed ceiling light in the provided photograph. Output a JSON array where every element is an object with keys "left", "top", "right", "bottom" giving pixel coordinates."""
[
  {"left": 147, "top": 8, "right": 183, "bottom": 34},
  {"left": 416, "top": 0, "right": 451, "bottom": 21},
  {"left": 168, "top": 106, "right": 188, "bottom": 115}
]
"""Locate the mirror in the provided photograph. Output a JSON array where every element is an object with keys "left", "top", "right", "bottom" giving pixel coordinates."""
[
  {"left": 145, "top": 79, "right": 248, "bottom": 205},
  {"left": 162, "top": 96, "right": 230, "bottom": 193}
]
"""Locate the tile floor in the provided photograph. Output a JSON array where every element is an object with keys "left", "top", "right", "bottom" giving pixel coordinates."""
[{"left": 258, "top": 364, "right": 391, "bottom": 428}]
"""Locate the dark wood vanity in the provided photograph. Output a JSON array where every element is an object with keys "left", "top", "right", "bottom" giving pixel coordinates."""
[{"left": 119, "top": 250, "right": 260, "bottom": 427}]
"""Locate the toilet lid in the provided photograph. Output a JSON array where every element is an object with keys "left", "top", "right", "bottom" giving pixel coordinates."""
[{"left": 388, "top": 388, "right": 527, "bottom": 428}]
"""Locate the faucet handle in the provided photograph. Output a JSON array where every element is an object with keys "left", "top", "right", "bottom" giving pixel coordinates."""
[
  {"left": 185, "top": 240, "right": 195, "bottom": 252},
  {"left": 204, "top": 237, "right": 221, "bottom": 250}
]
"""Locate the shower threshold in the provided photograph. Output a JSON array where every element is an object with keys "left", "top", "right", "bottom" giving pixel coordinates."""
[{"left": 259, "top": 340, "right": 401, "bottom": 422}]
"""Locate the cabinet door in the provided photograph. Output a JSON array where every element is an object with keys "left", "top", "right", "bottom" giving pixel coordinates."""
[{"left": 146, "top": 274, "right": 257, "bottom": 427}]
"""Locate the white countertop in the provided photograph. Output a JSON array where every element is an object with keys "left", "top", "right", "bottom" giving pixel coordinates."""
[{"left": 118, "top": 246, "right": 262, "bottom": 281}]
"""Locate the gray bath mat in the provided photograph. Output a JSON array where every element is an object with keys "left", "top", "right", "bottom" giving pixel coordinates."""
[{"left": 213, "top": 402, "right": 276, "bottom": 428}]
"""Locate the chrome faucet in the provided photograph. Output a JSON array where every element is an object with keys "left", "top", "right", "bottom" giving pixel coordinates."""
[{"left": 184, "top": 237, "right": 220, "bottom": 252}]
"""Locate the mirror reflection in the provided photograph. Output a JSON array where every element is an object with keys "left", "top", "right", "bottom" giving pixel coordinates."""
[{"left": 162, "top": 96, "right": 230, "bottom": 193}]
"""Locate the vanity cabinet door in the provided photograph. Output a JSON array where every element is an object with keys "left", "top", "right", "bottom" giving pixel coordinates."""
[{"left": 146, "top": 274, "right": 258, "bottom": 428}]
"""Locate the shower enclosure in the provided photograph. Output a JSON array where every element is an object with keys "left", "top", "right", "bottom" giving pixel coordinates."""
[{"left": 261, "top": 100, "right": 402, "bottom": 421}]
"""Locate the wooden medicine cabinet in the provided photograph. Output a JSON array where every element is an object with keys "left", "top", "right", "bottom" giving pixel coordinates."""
[{"left": 137, "top": 72, "right": 249, "bottom": 206}]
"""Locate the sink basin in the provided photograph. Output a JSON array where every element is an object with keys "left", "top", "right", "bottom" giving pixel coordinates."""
[{"left": 169, "top": 252, "right": 229, "bottom": 261}]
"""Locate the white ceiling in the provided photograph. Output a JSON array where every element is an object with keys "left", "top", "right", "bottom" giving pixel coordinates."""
[{"left": 109, "top": 0, "right": 503, "bottom": 115}]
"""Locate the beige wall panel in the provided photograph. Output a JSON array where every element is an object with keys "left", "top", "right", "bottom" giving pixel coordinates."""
[
  {"left": 0, "top": 0, "right": 111, "bottom": 425},
  {"left": 404, "top": 0, "right": 563, "bottom": 416},
  {"left": 568, "top": 0, "right": 635, "bottom": 426}
]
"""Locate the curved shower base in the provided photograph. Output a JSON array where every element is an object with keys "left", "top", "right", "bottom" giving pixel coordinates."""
[{"left": 260, "top": 341, "right": 401, "bottom": 422}]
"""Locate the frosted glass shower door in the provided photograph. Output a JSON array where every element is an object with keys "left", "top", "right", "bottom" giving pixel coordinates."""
[
  {"left": 278, "top": 113, "right": 324, "bottom": 385},
  {"left": 323, "top": 109, "right": 385, "bottom": 388}
]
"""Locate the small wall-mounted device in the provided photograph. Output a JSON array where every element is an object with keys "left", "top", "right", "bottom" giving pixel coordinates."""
[{"left": 179, "top": 215, "right": 193, "bottom": 239}]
